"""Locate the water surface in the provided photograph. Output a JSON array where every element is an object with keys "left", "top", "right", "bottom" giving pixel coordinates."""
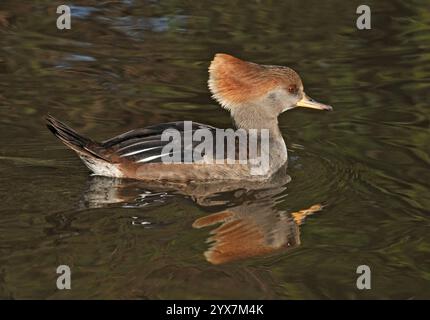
[{"left": 0, "top": 0, "right": 429, "bottom": 299}]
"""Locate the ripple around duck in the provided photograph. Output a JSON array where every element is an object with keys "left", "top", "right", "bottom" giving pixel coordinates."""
[{"left": 290, "top": 149, "right": 367, "bottom": 199}]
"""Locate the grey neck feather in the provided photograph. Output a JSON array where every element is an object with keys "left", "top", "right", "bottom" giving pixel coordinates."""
[
  {"left": 230, "top": 103, "right": 288, "bottom": 170},
  {"left": 231, "top": 103, "right": 282, "bottom": 138}
]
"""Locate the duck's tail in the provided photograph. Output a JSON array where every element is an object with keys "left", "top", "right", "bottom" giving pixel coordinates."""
[
  {"left": 46, "top": 115, "right": 107, "bottom": 160},
  {"left": 46, "top": 115, "right": 124, "bottom": 177}
]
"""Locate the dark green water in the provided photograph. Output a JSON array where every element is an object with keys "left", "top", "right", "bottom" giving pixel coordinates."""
[{"left": 0, "top": 1, "right": 429, "bottom": 299}]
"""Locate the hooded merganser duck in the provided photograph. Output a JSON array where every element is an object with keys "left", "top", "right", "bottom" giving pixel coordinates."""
[{"left": 47, "top": 53, "right": 332, "bottom": 182}]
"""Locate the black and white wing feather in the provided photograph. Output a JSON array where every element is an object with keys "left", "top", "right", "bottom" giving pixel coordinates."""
[{"left": 102, "top": 121, "right": 220, "bottom": 164}]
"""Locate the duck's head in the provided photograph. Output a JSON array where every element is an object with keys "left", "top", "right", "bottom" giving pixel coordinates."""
[{"left": 208, "top": 53, "right": 332, "bottom": 119}]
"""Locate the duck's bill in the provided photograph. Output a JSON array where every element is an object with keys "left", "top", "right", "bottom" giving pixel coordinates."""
[{"left": 297, "top": 94, "right": 333, "bottom": 111}]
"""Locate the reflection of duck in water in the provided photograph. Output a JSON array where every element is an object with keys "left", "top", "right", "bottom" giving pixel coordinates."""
[
  {"left": 81, "top": 166, "right": 324, "bottom": 265},
  {"left": 193, "top": 197, "right": 322, "bottom": 265}
]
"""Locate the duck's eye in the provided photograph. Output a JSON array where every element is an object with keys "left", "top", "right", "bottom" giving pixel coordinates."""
[{"left": 287, "top": 85, "right": 298, "bottom": 94}]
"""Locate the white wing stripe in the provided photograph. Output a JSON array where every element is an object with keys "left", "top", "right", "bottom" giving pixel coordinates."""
[
  {"left": 121, "top": 146, "right": 162, "bottom": 157},
  {"left": 136, "top": 152, "right": 173, "bottom": 163},
  {"left": 117, "top": 140, "right": 160, "bottom": 152}
]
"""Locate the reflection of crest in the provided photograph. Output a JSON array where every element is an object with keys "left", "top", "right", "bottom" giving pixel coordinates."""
[
  {"left": 192, "top": 191, "right": 322, "bottom": 265},
  {"left": 80, "top": 165, "right": 323, "bottom": 264}
]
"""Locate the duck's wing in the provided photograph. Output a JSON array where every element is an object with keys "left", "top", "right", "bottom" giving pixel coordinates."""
[{"left": 102, "top": 121, "right": 221, "bottom": 164}]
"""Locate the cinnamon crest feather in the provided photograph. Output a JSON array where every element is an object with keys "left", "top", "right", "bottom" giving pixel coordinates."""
[{"left": 208, "top": 53, "right": 303, "bottom": 110}]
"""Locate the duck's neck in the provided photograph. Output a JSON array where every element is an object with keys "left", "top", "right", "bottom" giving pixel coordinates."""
[
  {"left": 231, "top": 104, "right": 288, "bottom": 168},
  {"left": 231, "top": 103, "right": 282, "bottom": 137}
]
